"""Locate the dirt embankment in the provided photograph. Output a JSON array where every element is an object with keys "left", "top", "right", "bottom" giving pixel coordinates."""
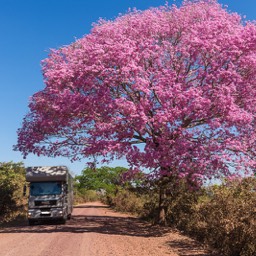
[{"left": 0, "top": 201, "right": 214, "bottom": 256}]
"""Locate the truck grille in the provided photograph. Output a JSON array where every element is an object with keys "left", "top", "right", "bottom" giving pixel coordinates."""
[{"left": 35, "top": 200, "right": 57, "bottom": 206}]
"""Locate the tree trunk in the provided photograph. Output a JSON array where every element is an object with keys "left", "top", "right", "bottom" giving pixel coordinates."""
[{"left": 157, "top": 186, "right": 167, "bottom": 226}]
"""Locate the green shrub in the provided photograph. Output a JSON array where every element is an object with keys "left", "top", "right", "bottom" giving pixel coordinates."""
[
  {"left": 0, "top": 162, "right": 26, "bottom": 223},
  {"left": 108, "top": 189, "right": 145, "bottom": 214},
  {"left": 74, "top": 188, "right": 99, "bottom": 204},
  {"left": 140, "top": 193, "right": 159, "bottom": 221},
  {"left": 164, "top": 180, "right": 202, "bottom": 231}
]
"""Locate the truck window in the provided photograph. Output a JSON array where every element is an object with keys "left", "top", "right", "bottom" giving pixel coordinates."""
[{"left": 30, "top": 182, "right": 62, "bottom": 196}]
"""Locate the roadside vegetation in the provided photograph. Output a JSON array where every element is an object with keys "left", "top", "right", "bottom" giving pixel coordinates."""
[
  {"left": 1, "top": 161, "right": 255, "bottom": 256},
  {"left": 0, "top": 162, "right": 27, "bottom": 223},
  {"left": 74, "top": 166, "right": 127, "bottom": 204}
]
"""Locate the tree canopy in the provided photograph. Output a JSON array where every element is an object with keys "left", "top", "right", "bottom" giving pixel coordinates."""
[{"left": 16, "top": 0, "right": 256, "bottom": 183}]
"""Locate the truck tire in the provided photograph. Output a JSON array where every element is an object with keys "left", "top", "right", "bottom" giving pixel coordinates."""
[
  {"left": 59, "top": 218, "right": 66, "bottom": 224},
  {"left": 60, "top": 209, "right": 68, "bottom": 224},
  {"left": 28, "top": 219, "right": 36, "bottom": 226}
]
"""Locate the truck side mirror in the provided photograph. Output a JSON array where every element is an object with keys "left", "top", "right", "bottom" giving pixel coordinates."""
[
  {"left": 64, "top": 184, "right": 68, "bottom": 193},
  {"left": 23, "top": 185, "right": 27, "bottom": 196}
]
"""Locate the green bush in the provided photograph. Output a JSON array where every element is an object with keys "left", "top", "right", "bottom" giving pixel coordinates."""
[
  {"left": 164, "top": 180, "right": 202, "bottom": 231},
  {"left": 0, "top": 162, "right": 26, "bottom": 223},
  {"left": 74, "top": 188, "right": 100, "bottom": 204},
  {"left": 140, "top": 192, "right": 159, "bottom": 221},
  {"left": 108, "top": 189, "right": 145, "bottom": 214}
]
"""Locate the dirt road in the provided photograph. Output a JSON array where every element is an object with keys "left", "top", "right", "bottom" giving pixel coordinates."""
[{"left": 0, "top": 202, "right": 213, "bottom": 256}]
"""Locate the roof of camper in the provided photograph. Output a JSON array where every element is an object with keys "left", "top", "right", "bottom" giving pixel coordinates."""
[{"left": 26, "top": 166, "right": 69, "bottom": 182}]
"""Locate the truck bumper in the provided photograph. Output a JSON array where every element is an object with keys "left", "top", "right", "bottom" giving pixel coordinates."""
[{"left": 28, "top": 208, "right": 65, "bottom": 220}]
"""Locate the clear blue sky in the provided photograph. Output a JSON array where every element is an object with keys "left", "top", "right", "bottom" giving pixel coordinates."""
[{"left": 0, "top": 0, "right": 255, "bottom": 175}]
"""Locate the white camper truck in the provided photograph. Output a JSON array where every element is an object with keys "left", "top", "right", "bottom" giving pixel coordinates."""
[{"left": 25, "top": 166, "right": 73, "bottom": 225}]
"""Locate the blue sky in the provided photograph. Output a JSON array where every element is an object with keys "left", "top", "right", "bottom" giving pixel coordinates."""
[{"left": 0, "top": 0, "right": 255, "bottom": 175}]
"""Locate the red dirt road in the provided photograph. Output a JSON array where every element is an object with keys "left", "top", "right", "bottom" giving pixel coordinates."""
[{"left": 0, "top": 202, "right": 213, "bottom": 256}]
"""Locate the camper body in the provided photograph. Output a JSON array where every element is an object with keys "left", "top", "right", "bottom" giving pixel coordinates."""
[{"left": 25, "top": 166, "right": 73, "bottom": 225}]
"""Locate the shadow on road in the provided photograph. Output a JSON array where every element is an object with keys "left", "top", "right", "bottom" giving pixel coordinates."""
[
  {"left": 73, "top": 205, "right": 110, "bottom": 209},
  {"left": 0, "top": 203, "right": 215, "bottom": 256},
  {"left": 0, "top": 204, "right": 171, "bottom": 238}
]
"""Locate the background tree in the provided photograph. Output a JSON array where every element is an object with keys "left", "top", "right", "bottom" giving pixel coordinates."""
[
  {"left": 16, "top": 0, "right": 256, "bottom": 223},
  {"left": 76, "top": 166, "right": 127, "bottom": 194}
]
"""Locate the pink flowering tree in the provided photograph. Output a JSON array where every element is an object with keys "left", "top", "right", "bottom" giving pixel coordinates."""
[{"left": 17, "top": 0, "right": 256, "bottom": 222}]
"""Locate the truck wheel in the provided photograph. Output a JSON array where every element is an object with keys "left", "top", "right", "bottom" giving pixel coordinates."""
[
  {"left": 28, "top": 219, "right": 35, "bottom": 226},
  {"left": 59, "top": 218, "right": 66, "bottom": 224}
]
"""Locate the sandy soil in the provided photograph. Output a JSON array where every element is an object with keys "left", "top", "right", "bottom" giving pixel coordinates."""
[{"left": 0, "top": 201, "right": 214, "bottom": 256}]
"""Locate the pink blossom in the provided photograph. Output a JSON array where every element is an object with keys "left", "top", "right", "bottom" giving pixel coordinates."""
[{"left": 16, "top": 0, "right": 256, "bottom": 183}]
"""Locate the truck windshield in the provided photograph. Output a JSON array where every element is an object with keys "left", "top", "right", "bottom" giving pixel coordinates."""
[{"left": 30, "top": 182, "right": 62, "bottom": 196}]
